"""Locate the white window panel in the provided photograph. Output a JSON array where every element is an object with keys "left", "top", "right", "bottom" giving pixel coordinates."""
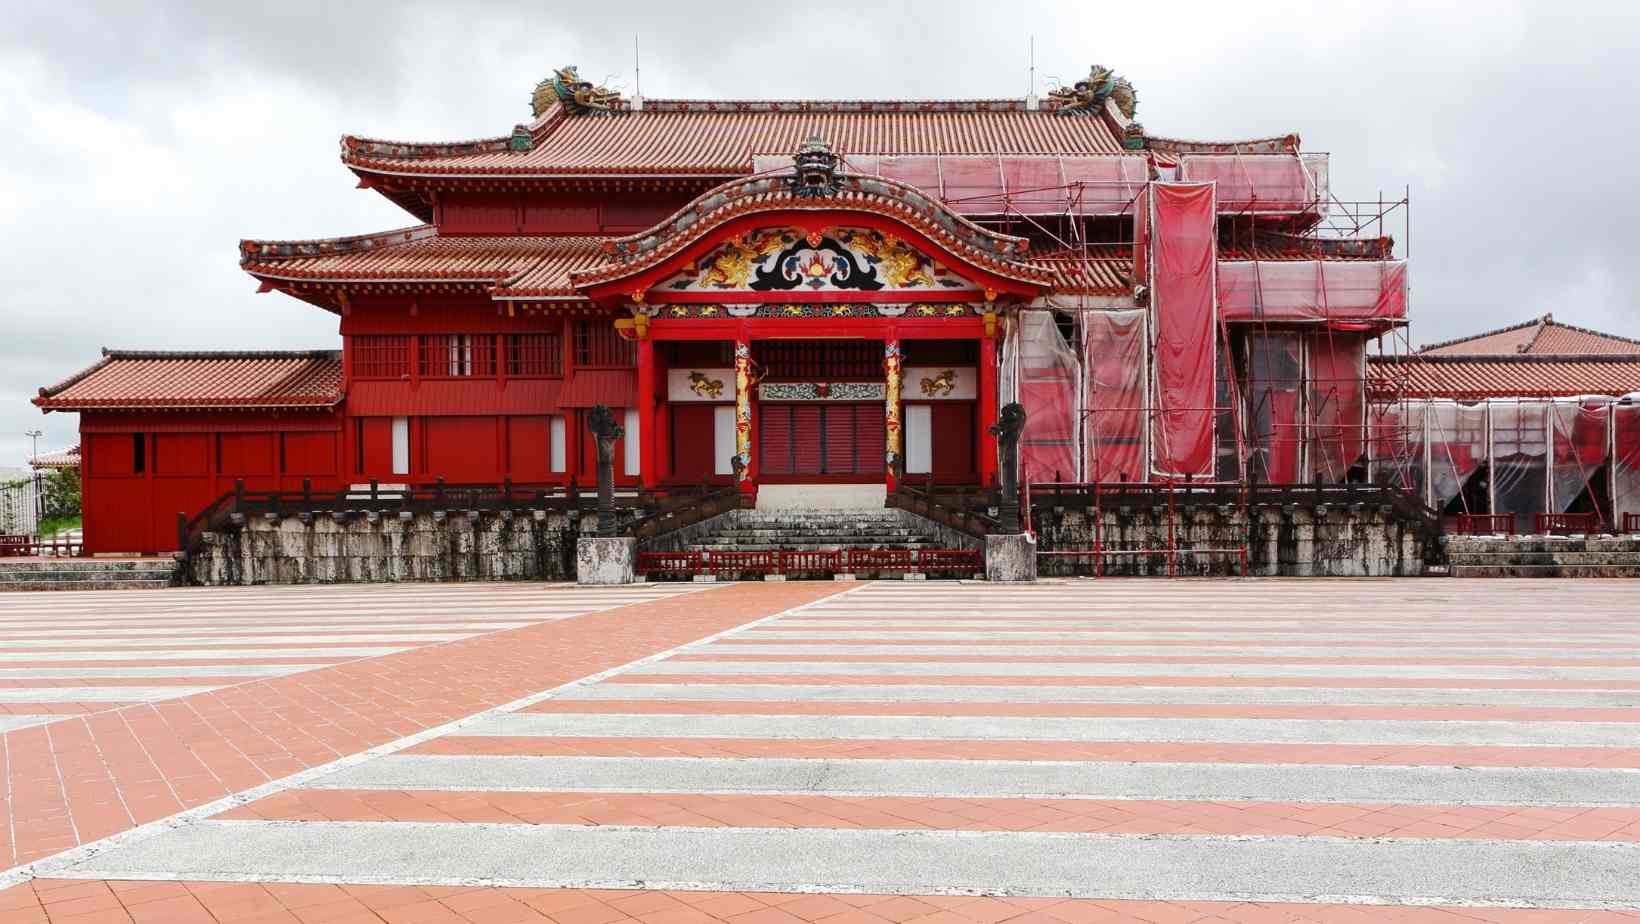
[
  {"left": 713, "top": 405, "right": 737, "bottom": 475},
  {"left": 623, "top": 409, "right": 640, "bottom": 476},
  {"left": 390, "top": 417, "right": 410, "bottom": 475},
  {"left": 549, "top": 416, "right": 566, "bottom": 473},
  {"left": 905, "top": 404, "right": 932, "bottom": 474}
]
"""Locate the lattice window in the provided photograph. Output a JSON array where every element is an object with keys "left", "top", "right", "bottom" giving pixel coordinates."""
[
  {"left": 573, "top": 321, "right": 636, "bottom": 368},
  {"left": 351, "top": 335, "right": 411, "bottom": 378},
  {"left": 419, "top": 334, "right": 497, "bottom": 377},
  {"left": 757, "top": 339, "right": 881, "bottom": 380},
  {"left": 507, "top": 334, "right": 563, "bottom": 377}
]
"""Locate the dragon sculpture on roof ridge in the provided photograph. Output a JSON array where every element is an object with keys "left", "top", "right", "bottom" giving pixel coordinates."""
[
  {"left": 531, "top": 65, "right": 623, "bottom": 118},
  {"left": 1050, "top": 65, "right": 1138, "bottom": 121}
]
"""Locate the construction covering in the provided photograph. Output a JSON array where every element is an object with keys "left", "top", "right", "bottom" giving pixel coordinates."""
[
  {"left": 1016, "top": 309, "right": 1081, "bottom": 483},
  {"left": 1148, "top": 182, "right": 1218, "bottom": 478},
  {"left": 1616, "top": 398, "right": 1640, "bottom": 525},
  {"left": 1491, "top": 400, "right": 1550, "bottom": 533},
  {"left": 1218, "top": 261, "right": 1408, "bottom": 325},
  {"left": 1307, "top": 333, "right": 1366, "bottom": 481},
  {"left": 764, "top": 154, "right": 1154, "bottom": 216},
  {"left": 1176, "top": 153, "right": 1328, "bottom": 214},
  {"left": 1550, "top": 398, "right": 1612, "bottom": 515},
  {"left": 1369, "top": 400, "right": 1425, "bottom": 496},
  {"left": 1427, "top": 402, "right": 1487, "bottom": 513},
  {"left": 1084, "top": 309, "right": 1147, "bottom": 482},
  {"left": 1247, "top": 333, "right": 1303, "bottom": 483}
]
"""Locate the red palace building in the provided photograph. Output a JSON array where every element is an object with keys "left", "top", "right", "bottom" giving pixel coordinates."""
[{"left": 36, "top": 65, "right": 1417, "bottom": 556}]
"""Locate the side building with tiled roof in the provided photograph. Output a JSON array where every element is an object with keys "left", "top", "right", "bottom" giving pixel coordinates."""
[
  {"left": 1364, "top": 314, "right": 1640, "bottom": 531},
  {"left": 36, "top": 63, "right": 1412, "bottom": 554}
]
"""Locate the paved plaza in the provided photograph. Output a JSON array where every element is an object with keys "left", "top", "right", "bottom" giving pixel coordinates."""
[{"left": 1, "top": 578, "right": 1639, "bottom": 922}]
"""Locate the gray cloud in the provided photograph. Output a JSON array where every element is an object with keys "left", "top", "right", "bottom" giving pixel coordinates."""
[{"left": 3, "top": 0, "right": 1638, "bottom": 464}]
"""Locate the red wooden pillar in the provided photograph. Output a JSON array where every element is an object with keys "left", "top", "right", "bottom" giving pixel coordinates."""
[
  {"left": 979, "top": 332, "right": 999, "bottom": 487},
  {"left": 636, "top": 336, "right": 657, "bottom": 488}
]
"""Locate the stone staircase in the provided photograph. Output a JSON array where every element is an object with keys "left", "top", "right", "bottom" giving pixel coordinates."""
[
  {"left": 0, "top": 558, "right": 180, "bottom": 592},
  {"left": 1445, "top": 535, "right": 1640, "bottom": 578},
  {"left": 688, "top": 509, "right": 942, "bottom": 552}
]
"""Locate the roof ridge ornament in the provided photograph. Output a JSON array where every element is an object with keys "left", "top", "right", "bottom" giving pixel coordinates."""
[
  {"left": 789, "top": 135, "right": 842, "bottom": 198},
  {"left": 1050, "top": 65, "right": 1137, "bottom": 120},
  {"left": 532, "top": 65, "right": 623, "bottom": 118}
]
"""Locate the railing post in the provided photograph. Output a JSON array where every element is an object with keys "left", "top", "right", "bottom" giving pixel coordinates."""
[
  {"left": 435, "top": 476, "right": 445, "bottom": 507},
  {"left": 234, "top": 479, "right": 245, "bottom": 513},
  {"left": 370, "top": 479, "right": 379, "bottom": 503},
  {"left": 302, "top": 478, "right": 312, "bottom": 511}
]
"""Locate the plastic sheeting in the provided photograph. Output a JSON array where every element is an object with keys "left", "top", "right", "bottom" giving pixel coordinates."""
[
  {"left": 1016, "top": 310, "right": 1080, "bottom": 483},
  {"left": 1369, "top": 400, "right": 1424, "bottom": 494},
  {"left": 1218, "top": 261, "right": 1408, "bottom": 324},
  {"left": 1246, "top": 334, "right": 1303, "bottom": 483},
  {"left": 1084, "top": 309, "right": 1147, "bottom": 482},
  {"left": 1176, "top": 153, "right": 1328, "bottom": 214},
  {"left": 782, "top": 154, "right": 1154, "bottom": 216},
  {"left": 1307, "top": 333, "right": 1366, "bottom": 482},
  {"left": 1616, "top": 399, "right": 1640, "bottom": 526},
  {"left": 1549, "top": 399, "right": 1612, "bottom": 516},
  {"left": 1428, "top": 403, "right": 1487, "bottom": 514},
  {"left": 1491, "top": 400, "right": 1549, "bottom": 533},
  {"left": 1149, "top": 182, "right": 1218, "bottom": 478}
]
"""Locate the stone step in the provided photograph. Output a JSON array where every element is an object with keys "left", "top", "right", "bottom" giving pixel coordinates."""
[
  {"left": 0, "top": 559, "right": 177, "bottom": 574},
  {"left": 1449, "top": 565, "right": 1640, "bottom": 579},
  {"left": 1448, "top": 553, "right": 1640, "bottom": 567},
  {"left": 0, "top": 579, "right": 175, "bottom": 592},
  {"left": 0, "top": 567, "right": 178, "bottom": 584}
]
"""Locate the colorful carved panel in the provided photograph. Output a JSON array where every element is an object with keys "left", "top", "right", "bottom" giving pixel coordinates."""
[
  {"left": 757, "top": 382, "right": 887, "bottom": 401},
  {"left": 884, "top": 340, "right": 903, "bottom": 471},
  {"left": 733, "top": 342, "right": 753, "bottom": 480},
  {"left": 658, "top": 303, "right": 979, "bottom": 319},
  {"left": 667, "top": 368, "right": 733, "bottom": 402},
  {"left": 661, "top": 228, "right": 978, "bottom": 294},
  {"left": 905, "top": 366, "right": 978, "bottom": 401}
]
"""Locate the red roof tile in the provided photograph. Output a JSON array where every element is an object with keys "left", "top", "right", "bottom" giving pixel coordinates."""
[
  {"left": 342, "top": 103, "right": 1126, "bottom": 178},
  {"left": 1368, "top": 354, "right": 1640, "bottom": 400},
  {"left": 1029, "top": 247, "right": 1133, "bottom": 296},
  {"left": 241, "top": 226, "right": 558, "bottom": 283},
  {"left": 28, "top": 445, "right": 79, "bottom": 469},
  {"left": 493, "top": 237, "right": 615, "bottom": 298},
  {"left": 1419, "top": 313, "right": 1640, "bottom": 356},
  {"left": 35, "top": 351, "right": 343, "bottom": 411}
]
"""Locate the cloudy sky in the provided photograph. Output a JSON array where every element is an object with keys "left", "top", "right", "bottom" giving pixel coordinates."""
[{"left": 2, "top": 0, "right": 1637, "bottom": 466}]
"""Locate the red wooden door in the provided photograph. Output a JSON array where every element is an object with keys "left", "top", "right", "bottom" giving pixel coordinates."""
[
  {"left": 671, "top": 404, "right": 717, "bottom": 481},
  {"left": 932, "top": 403, "right": 975, "bottom": 479}
]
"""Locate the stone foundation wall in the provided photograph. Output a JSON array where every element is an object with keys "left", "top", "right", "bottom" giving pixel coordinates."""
[
  {"left": 188, "top": 510, "right": 583, "bottom": 585},
  {"left": 1446, "top": 535, "right": 1640, "bottom": 578},
  {"left": 1032, "top": 503, "right": 1428, "bottom": 577}
]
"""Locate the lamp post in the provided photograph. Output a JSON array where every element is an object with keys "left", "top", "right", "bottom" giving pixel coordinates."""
[{"left": 24, "top": 429, "right": 42, "bottom": 463}]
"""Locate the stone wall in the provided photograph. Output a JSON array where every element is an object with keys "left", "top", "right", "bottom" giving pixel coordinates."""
[
  {"left": 1032, "top": 502, "right": 1429, "bottom": 577},
  {"left": 188, "top": 510, "right": 583, "bottom": 585},
  {"left": 1446, "top": 535, "right": 1640, "bottom": 578}
]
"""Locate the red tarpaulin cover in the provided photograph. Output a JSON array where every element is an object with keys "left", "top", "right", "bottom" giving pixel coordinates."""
[
  {"left": 1218, "top": 261, "right": 1407, "bottom": 323},
  {"left": 1247, "top": 333, "right": 1302, "bottom": 483},
  {"left": 1017, "top": 310, "right": 1080, "bottom": 483},
  {"left": 767, "top": 154, "right": 1152, "bottom": 216},
  {"left": 1550, "top": 399, "right": 1612, "bottom": 514},
  {"left": 1149, "top": 182, "right": 1218, "bottom": 478},
  {"left": 1307, "top": 333, "right": 1366, "bottom": 481},
  {"left": 1085, "top": 310, "right": 1147, "bottom": 482},
  {"left": 1615, "top": 400, "right": 1640, "bottom": 524}
]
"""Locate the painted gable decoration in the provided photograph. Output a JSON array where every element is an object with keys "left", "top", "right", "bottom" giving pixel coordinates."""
[{"left": 661, "top": 227, "right": 978, "bottom": 294}]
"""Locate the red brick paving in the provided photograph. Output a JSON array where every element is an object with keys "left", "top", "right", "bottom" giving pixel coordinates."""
[
  {"left": 213, "top": 788, "right": 1640, "bottom": 842},
  {"left": 0, "top": 583, "right": 838, "bottom": 871},
  {"left": 5, "top": 879, "right": 1639, "bottom": 924},
  {"left": 408, "top": 735, "right": 1640, "bottom": 769}
]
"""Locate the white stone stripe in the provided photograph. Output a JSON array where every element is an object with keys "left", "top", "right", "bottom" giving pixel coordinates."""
[
  {"left": 562, "top": 682, "right": 1640, "bottom": 708},
  {"left": 0, "top": 716, "right": 56, "bottom": 733},
  {"left": 0, "top": 665, "right": 330, "bottom": 679},
  {"left": 307, "top": 755, "right": 1640, "bottom": 807},
  {"left": 691, "top": 643, "right": 1640, "bottom": 659},
  {"left": 455, "top": 712, "right": 1640, "bottom": 747},
  {"left": 0, "top": 635, "right": 471, "bottom": 649},
  {"left": 631, "top": 660, "right": 1640, "bottom": 681},
  {"left": 0, "top": 622, "right": 534, "bottom": 636},
  {"left": 54, "top": 820, "right": 1640, "bottom": 908},
  {"left": 732, "top": 629, "right": 1640, "bottom": 642},
  {"left": 0, "top": 687, "right": 218, "bottom": 703},
  {"left": 0, "top": 648, "right": 406, "bottom": 662}
]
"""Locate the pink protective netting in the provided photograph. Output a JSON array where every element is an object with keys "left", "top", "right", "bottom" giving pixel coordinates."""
[
  {"left": 1307, "top": 333, "right": 1366, "bottom": 481},
  {"left": 1427, "top": 402, "right": 1487, "bottom": 513},
  {"left": 1247, "top": 334, "right": 1302, "bottom": 483},
  {"left": 778, "top": 154, "right": 1152, "bottom": 216},
  {"left": 1218, "top": 261, "right": 1408, "bottom": 324},
  {"left": 1176, "top": 153, "right": 1325, "bottom": 213},
  {"left": 1368, "top": 400, "right": 1424, "bottom": 494},
  {"left": 1016, "top": 310, "right": 1080, "bottom": 483},
  {"left": 1615, "top": 400, "right": 1640, "bottom": 525},
  {"left": 1084, "top": 310, "right": 1147, "bottom": 482},
  {"left": 1550, "top": 399, "right": 1612, "bottom": 516},
  {"left": 1149, "top": 182, "right": 1218, "bottom": 478},
  {"left": 1491, "top": 400, "right": 1550, "bottom": 533}
]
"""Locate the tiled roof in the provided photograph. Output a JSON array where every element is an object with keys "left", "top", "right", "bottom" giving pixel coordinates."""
[
  {"left": 28, "top": 445, "right": 79, "bottom": 469},
  {"left": 342, "top": 102, "right": 1126, "bottom": 177},
  {"left": 35, "top": 350, "right": 343, "bottom": 411},
  {"left": 1029, "top": 248, "right": 1132, "bottom": 295},
  {"left": 493, "top": 237, "right": 614, "bottom": 298},
  {"left": 1418, "top": 313, "right": 1640, "bottom": 356},
  {"left": 240, "top": 226, "right": 555, "bottom": 283},
  {"left": 1368, "top": 354, "right": 1640, "bottom": 399}
]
